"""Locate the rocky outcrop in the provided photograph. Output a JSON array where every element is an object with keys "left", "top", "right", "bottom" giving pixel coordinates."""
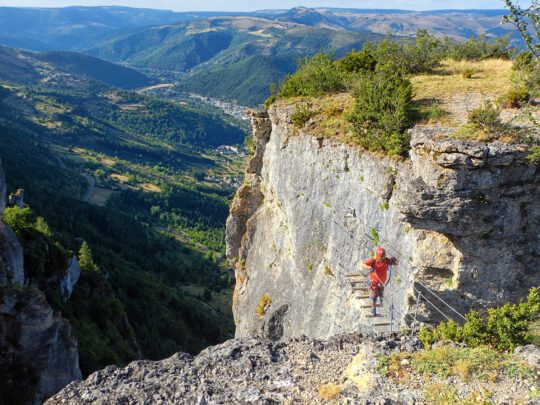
[
  {"left": 226, "top": 105, "right": 540, "bottom": 340},
  {"left": 46, "top": 334, "right": 538, "bottom": 404},
  {"left": 0, "top": 287, "right": 82, "bottom": 401},
  {"left": 60, "top": 255, "right": 81, "bottom": 300},
  {"left": 0, "top": 157, "right": 81, "bottom": 403}
]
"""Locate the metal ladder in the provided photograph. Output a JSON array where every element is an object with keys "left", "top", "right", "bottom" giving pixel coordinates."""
[{"left": 345, "top": 272, "right": 394, "bottom": 330}]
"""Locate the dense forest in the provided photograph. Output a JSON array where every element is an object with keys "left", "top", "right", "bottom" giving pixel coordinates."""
[{"left": 0, "top": 74, "right": 246, "bottom": 375}]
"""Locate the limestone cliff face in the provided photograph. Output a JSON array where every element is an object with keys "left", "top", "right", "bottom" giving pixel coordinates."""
[
  {"left": 226, "top": 106, "right": 540, "bottom": 340},
  {"left": 0, "top": 157, "right": 81, "bottom": 403}
]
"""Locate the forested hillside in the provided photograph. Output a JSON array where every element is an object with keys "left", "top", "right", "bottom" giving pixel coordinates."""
[
  {"left": 0, "top": 45, "right": 152, "bottom": 89},
  {"left": 0, "top": 58, "right": 247, "bottom": 376}
]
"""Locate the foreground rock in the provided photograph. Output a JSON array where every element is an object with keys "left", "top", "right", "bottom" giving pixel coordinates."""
[
  {"left": 47, "top": 334, "right": 539, "bottom": 404},
  {"left": 226, "top": 105, "right": 540, "bottom": 340}
]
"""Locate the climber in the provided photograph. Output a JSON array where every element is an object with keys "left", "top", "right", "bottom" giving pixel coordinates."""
[{"left": 361, "top": 247, "right": 397, "bottom": 317}]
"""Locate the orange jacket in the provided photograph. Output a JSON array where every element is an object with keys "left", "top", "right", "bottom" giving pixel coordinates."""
[{"left": 363, "top": 257, "right": 397, "bottom": 284}]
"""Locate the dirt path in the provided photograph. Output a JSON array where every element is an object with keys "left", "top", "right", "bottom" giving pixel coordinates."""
[{"left": 82, "top": 175, "right": 95, "bottom": 203}]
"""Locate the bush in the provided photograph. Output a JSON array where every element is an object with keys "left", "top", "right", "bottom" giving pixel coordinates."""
[
  {"left": 426, "top": 103, "right": 449, "bottom": 121},
  {"left": 512, "top": 51, "right": 540, "bottom": 97},
  {"left": 419, "top": 287, "right": 540, "bottom": 351},
  {"left": 461, "top": 68, "right": 476, "bottom": 79},
  {"left": 2, "top": 206, "right": 34, "bottom": 233},
  {"left": 278, "top": 52, "right": 346, "bottom": 98},
  {"left": 348, "top": 69, "right": 413, "bottom": 155},
  {"left": 467, "top": 101, "right": 502, "bottom": 133},
  {"left": 337, "top": 48, "right": 377, "bottom": 73},
  {"left": 497, "top": 86, "right": 531, "bottom": 108},
  {"left": 446, "top": 35, "right": 515, "bottom": 61},
  {"left": 369, "top": 30, "right": 444, "bottom": 74},
  {"left": 514, "top": 51, "right": 536, "bottom": 72},
  {"left": 291, "top": 104, "right": 314, "bottom": 128},
  {"left": 527, "top": 145, "right": 540, "bottom": 165}
]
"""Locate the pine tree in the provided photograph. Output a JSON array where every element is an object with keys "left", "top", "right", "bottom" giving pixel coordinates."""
[{"left": 79, "top": 241, "right": 99, "bottom": 272}]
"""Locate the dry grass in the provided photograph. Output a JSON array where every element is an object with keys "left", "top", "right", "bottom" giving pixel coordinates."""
[
  {"left": 318, "top": 384, "right": 341, "bottom": 401},
  {"left": 140, "top": 183, "right": 162, "bottom": 193},
  {"left": 276, "top": 93, "right": 356, "bottom": 144},
  {"left": 110, "top": 173, "right": 129, "bottom": 182},
  {"left": 35, "top": 101, "right": 67, "bottom": 115},
  {"left": 412, "top": 59, "right": 513, "bottom": 101},
  {"left": 101, "top": 158, "right": 116, "bottom": 167},
  {"left": 118, "top": 103, "right": 145, "bottom": 111},
  {"left": 137, "top": 83, "right": 174, "bottom": 93}
]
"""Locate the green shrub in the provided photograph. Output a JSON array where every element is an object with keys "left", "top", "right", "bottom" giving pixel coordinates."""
[
  {"left": 264, "top": 95, "right": 277, "bottom": 109},
  {"left": 513, "top": 51, "right": 536, "bottom": 72},
  {"left": 529, "top": 318, "right": 540, "bottom": 346},
  {"left": 467, "top": 101, "right": 502, "bottom": 133},
  {"left": 2, "top": 206, "right": 34, "bottom": 233},
  {"left": 291, "top": 103, "right": 315, "bottom": 128},
  {"left": 446, "top": 35, "right": 515, "bottom": 61},
  {"left": 512, "top": 51, "right": 540, "bottom": 97},
  {"left": 426, "top": 103, "right": 449, "bottom": 120},
  {"left": 278, "top": 52, "right": 346, "bottom": 98},
  {"left": 369, "top": 30, "right": 444, "bottom": 75},
  {"left": 348, "top": 70, "right": 413, "bottom": 155},
  {"left": 497, "top": 86, "right": 531, "bottom": 108},
  {"left": 527, "top": 146, "right": 540, "bottom": 165},
  {"left": 337, "top": 48, "right": 377, "bottom": 73},
  {"left": 419, "top": 287, "right": 540, "bottom": 351}
]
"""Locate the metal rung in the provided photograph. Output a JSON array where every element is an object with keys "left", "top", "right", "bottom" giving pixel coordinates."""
[
  {"left": 345, "top": 273, "right": 367, "bottom": 278},
  {"left": 372, "top": 322, "right": 392, "bottom": 327},
  {"left": 353, "top": 287, "right": 369, "bottom": 291},
  {"left": 350, "top": 280, "right": 365, "bottom": 284},
  {"left": 361, "top": 304, "right": 380, "bottom": 308},
  {"left": 356, "top": 295, "right": 370, "bottom": 299}
]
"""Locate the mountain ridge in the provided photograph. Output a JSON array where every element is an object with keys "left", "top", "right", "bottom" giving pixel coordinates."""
[{"left": 0, "top": 45, "right": 152, "bottom": 89}]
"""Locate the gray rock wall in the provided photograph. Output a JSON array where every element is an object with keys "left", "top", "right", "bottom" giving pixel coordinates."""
[
  {"left": 0, "top": 287, "right": 82, "bottom": 401},
  {"left": 60, "top": 255, "right": 81, "bottom": 300},
  {"left": 226, "top": 105, "right": 540, "bottom": 340}
]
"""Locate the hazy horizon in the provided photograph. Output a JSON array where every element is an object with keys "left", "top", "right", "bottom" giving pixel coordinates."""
[{"left": 0, "top": 1, "right": 518, "bottom": 12}]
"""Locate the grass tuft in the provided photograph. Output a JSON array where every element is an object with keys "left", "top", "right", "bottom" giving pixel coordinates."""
[
  {"left": 256, "top": 293, "right": 272, "bottom": 317},
  {"left": 318, "top": 384, "right": 341, "bottom": 400}
]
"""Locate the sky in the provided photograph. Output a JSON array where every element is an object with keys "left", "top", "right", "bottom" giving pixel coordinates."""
[{"left": 0, "top": 0, "right": 516, "bottom": 11}]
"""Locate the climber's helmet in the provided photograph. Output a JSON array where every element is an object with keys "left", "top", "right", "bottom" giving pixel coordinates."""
[{"left": 375, "top": 247, "right": 386, "bottom": 260}]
